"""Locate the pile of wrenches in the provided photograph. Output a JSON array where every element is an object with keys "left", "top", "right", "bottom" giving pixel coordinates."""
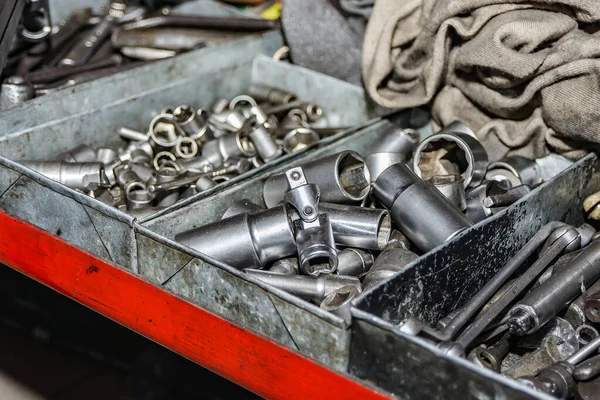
[
  {"left": 20, "top": 85, "right": 325, "bottom": 216},
  {"left": 1, "top": 1, "right": 278, "bottom": 109}
]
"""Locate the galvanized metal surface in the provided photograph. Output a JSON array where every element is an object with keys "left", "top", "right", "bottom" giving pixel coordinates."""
[{"left": 348, "top": 154, "right": 600, "bottom": 398}]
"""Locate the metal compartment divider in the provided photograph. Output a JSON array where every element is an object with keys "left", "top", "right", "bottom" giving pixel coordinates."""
[{"left": 348, "top": 153, "right": 600, "bottom": 399}]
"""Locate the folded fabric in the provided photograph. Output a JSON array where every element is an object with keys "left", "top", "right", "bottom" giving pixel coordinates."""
[{"left": 362, "top": 0, "right": 600, "bottom": 160}]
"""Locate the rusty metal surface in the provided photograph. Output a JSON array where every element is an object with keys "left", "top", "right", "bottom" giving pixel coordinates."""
[{"left": 348, "top": 154, "right": 599, "bottom": 398}]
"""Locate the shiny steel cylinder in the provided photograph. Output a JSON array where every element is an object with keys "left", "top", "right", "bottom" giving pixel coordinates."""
[
  {"left": 429, "top": 175, "right": 467, "bottom": 211},
  {"left": 95, "top": 148, "right": 118, "bottom": 165},
  {"left": 508, "top": 239, "right": 600, "bottom": 335},
  {"left": 125, "top": 182, "right": 154, "bottom": 210},
  {"left": 202, "top": 131, "right": 255, "bottom": 169},
  {"left": 294, "top": 214, "right": 338, "bottom": 276},
  {"left": 365, "top": 153, "right": 406, "bottom": 183},
  {"left": 173, "top": 105, "right": 210, "bottom": 142},
  {"left": 54, "top": 144, "right": 97, "bottom": 163},
  {"left": 371, "top": 127, "right": 419, "bottom": 156},
  {"left": 175, "top": 137, "right": 199, "bottom": 159},
  {"left": 175, "top": 206, "right": 296, "bottom": 269},
  {"left": 336, "top": 248, "right": 374, "bottom": 277},
  {"left": 413, "top": 126, "right": 488, "bottom": 188},
  {"left": 249, "top": 125, "right": 282, "bottom": 162},
  {"left": 248, "top": 84, "right": 298, "bottom": 104},
  {"left": 373, "top": 163, "right": 473, "bottom": 252},
  {"left": 320, "top": 203, "right": 391, "bottom": 251},
  {"left": 263, "top": 151, "right": 371, "bottom": 208},
  {"left": 119, "top": 127, "right": 148, "bottom": 142},
  {"left": 244, "top": 269, "right": 360, "bottom": 303},
  {"left": 363, "top": 238, "right": 419, "bottom": 291},
  {"left": 21, "top": 161, "right": 106, "bottom": 191}
]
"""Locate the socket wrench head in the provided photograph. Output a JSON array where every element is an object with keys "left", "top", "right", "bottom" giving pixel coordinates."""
[
  {"left": 336, "top": 248, "right": 374, "bottom": 277},
  {"left": 413, "top": 128, "right": 488, "bottom": 188},
  {"left": 173, "top": 105, "right": 209, "bottom": 142},
  {"left": 429, "top": 175, "right": 467, "bottom": 211},
  {"left": 175, "top": 206, "right": 296, "bottom": 269},
  {"left": 263, "top": 151, "right": 371, "bottom": 208},
  {"left": 283, "top": 128, "right": 320, "bottom": 153},
  {"left": 365, "top": 153, "right": 406, "bottom": 183},
  {"left": 149, "top": 113, "right": 183, "bottom": 148},
  {"left": 320, "top": 203, "right": 391, "bottom": 251},
  {"left": 320, "top": 285, "right": 361, "bottom": 325},
  {"left": 175, "top": 137, "right": 199, "bottom": 159},
  {"left": 294, "top": 213, "right": 338, "bottom": 276}
]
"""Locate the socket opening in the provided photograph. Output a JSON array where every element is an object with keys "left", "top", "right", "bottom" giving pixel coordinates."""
[
  {"left": 173, "top": 105, "right": 195, "bottom": 124},
  {"left": 337, "top": 153, "right": 371, "bottom": 200},
  {"left": 476, "top": 349, "right": 497, "bottom": 370},
  {"left": 377, "top": 213, "right": 393, "bottom": 250},
  {"left": 576, "top": 325, "right": 598, "bottom": 345},
  {"left": 306, "top": 104, "right": 323, "bottom": 121},
  {"left": 175, "top": 138, "right": 199, "bottom": 159}
]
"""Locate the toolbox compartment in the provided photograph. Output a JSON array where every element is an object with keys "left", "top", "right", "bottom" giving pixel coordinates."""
[{"left": 348, "top": 153, "right": 600, "bottom": 399}]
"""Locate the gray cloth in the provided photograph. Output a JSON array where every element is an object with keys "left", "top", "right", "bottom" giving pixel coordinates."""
[
  {"left": 282, "top": 0, "right": 363, "bottom": 85},
  {"left": 362, "top": 0, "right": 600, "bottom": 160}
]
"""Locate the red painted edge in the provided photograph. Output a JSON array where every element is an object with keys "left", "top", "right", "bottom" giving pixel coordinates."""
[{"left": 0, "top": 210, "right": 391, "bottom": 400}]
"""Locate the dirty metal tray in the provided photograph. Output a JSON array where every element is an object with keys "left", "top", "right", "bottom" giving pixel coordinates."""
[{"left": 348, "top": 153, "right": 599, "bottom": 399}]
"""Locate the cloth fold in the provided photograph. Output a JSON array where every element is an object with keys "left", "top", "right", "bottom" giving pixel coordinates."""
[{"left": 362, "top": 0, "right": 600, "bottom": 160}]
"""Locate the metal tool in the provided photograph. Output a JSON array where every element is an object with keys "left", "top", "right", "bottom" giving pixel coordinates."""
[
  {"left": 244, "top": 269, "right": 361, "bottom": 303},
  {"left": 336, "top": 249, "right": 374, "bottom": 277},
  {"left": 21, "top": 160, "right": 107, "bottom": 191},
  {"left": 413, "top": 121, "right": 489, "bottom": 188},
  {"left": 507, "top": 237, "right": 600, "bottom": 336},
  {"left": 320, "top": 285, "right": 361, "bottom": 325},
  {"left": 285, "top": 167, "right": 338, "bottom": 276},
  {"left": 372, "top": 163, "right": 473, "bottom": 252}
]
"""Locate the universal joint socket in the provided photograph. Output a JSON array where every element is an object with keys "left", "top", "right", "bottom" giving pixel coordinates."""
[
  {"left": 244, "top": 269, "right": 361, "bottom": 303},
  {"left": 263, "top": 151, "right": 371, "bottom": 208},
  {"left": 285, "top": 167, "right": 337, "bottom": 276},
  {"left": 508, "top": 237, "right": 600, "bottom": 336},
  {"left": 373, "top": 163, "right": 473, "bottom": 252},
  {"left": 201, "top": 131, "right": 256, "bottom": 169},
  {"left": 175, "top": 206, "right": 296, "bottom": 270},
  {"left": 21, "top": 161, "right": 107, "bottom": 191}
]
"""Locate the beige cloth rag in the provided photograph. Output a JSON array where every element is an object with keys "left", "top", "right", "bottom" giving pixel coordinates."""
[{"left": 362, "top": 0, "right": 600, "bottom": 160}]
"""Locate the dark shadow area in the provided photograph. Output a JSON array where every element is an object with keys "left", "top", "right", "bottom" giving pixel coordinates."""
[{"left": 0, "top": 264, "right": 259, "bottom": 400}]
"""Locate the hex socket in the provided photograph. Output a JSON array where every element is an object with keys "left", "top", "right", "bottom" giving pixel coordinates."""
[
  {"left": 321, "top": 203, "right": 391, "bottom": 251},
  {"left": 175, "top": 206, "right": 296, "bottom": 269},
  {"left": 294, "top": 214, "right": 338, "bottom": 276},
  {"left": 21, "top": 161, "right": 106, "bottom": 191},
  {"left": 202, "top": 131, "right": 255, "bottom": 169},
  {"left": 249, "top": 125, "right": 282, "bottom": 162},
  {"left": 373, "top": 163, "right": 473, "bottom": 252},
  {"left": 363, "top": 240, "right": 419, "bottom": 291},
  {"left": 336, "top": 248, "right": 374, "bottom": 277},
  {"left": 173, "top": 105, "right": 209, "bottom": 141},
  {"left": 244, "top": 269, "right": 360, "bottom": 303},
  {"left": 263, "top": 151, "right": 371, "bottom": 208},
  {"left": 508, "top": 239, "right": 600, "bottom": 335},
  {"left": 248, "top": 84, "right": 298, "bottom": 104}
]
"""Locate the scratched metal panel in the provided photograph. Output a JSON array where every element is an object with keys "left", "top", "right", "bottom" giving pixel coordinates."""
[
  {"left": 133, "top": 225, "right": 349, "bottom": 370},
  {"left": 347, "top": 154, "right": 599, "bottom": 398},
  {"left": 0, "top": 157, "right": 137, "bottom": 271}
]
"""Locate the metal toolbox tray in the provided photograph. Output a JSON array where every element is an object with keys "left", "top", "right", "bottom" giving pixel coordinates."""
[
  {"left": 348, "top": 153, "right": 600, "bottom": 399},
  {"left": 0, "top": 30, "right": 373, "bottom": 217},
  {"left": 138, "top": 112, "right": 431, "bottom": 371}
]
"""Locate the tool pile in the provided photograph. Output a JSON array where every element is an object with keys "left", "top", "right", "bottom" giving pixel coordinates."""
[
  {"left": 174, "top": 122, "right": 572, "bottom": 324},
  {"left": 20, "top": 86, "right": 325, "bottom": 216},
  {"left": 1, "top": 1, "right": 277, "bottom": 110}
]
